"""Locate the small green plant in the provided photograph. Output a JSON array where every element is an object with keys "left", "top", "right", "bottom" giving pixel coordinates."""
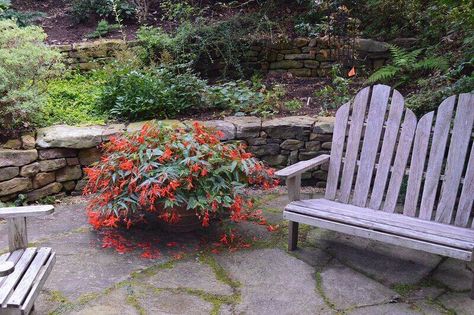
[
  {"left": 367, "top": 45, "right": 449, "bottom": 86},
  {"left": 87, "top": 20, "right": 119, "bottom": 38},
  {"left": 72, "top": 0, "right": 136, "bottom": 23},
  {"left": 314, "top": 65, "right": 351, "bottom": 110},
  {"left": 207, "top": 80, "right": 265, "bottom": 112},
  {"left": 160, "top": 0, "right": 198, "bottom": 23},
  {"left": 284, "top": 99, "right": 303, "bottom": 113}
]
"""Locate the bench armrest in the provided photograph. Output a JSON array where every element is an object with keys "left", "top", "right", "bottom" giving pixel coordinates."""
[
  {"left": 0, "top": 261, "right": 14, "bottom": 277},
  {"left": 0, "top": 205, "right": 54, "bottom": 219},
  {"left": 275, "top": 154, "right": 330, "bottom": 179}
]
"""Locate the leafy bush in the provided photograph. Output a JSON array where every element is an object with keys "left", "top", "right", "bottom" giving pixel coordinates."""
[
  {"left": 314, "top": 65, "right": 352, "bottom": 110},
  {"left": 72, "top": 0, "right": 136, "bottom": 23},
  {"left": 0, "top": 0, "right": 45, "bottom": 27},
  {"left": 99, "top": 64, "right": 209, "bottom": 121},
  {"left": 0, "top": 20, "right": 62, "bottom": 137},
  {"left": 40, "top": 72, "right": 107, "bottom": 126},
  {"left": 206, "top": 81, "right": 265, "bottom": 112},
  {"left": 84, "top": 122, "right": 277, "bottom": 230},
  {"left": 367, "top": 45, "right": 448, "bottom": 86},
  {"left": 87, "top": 20, "right": 119, "bottom": 38},
  {"left": 137, "top": 13, "right": 275, "bottom": 76},
  {"left": 284, "top": 99, "right": 303, "bottom": 112},
  {"left": 160, "top": 0, "right": 198, "bottom": 23}
]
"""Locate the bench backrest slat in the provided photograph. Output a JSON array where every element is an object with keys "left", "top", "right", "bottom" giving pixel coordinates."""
[
  {"left": 403, "top": 111, "right": 434, "bottom": 216},
  {"left": 382, "top": 109, "right": 417, "bottom": 213},
  {"left": 326, "top": 85, "right": 474, "bottom": 227},
  {"left": 435, "top": 93, "right": 474, "bottom": 224},
  {"left": 338, "top": 86, "right": 370, "bottom": 203},
  {"left": 353, "top": 85, "right": 391, "bottom": 207},
  {"left": 418, "top": 96, "right": 456, "bottom": 220},
  {"left": 368, "top": 90, "right": 405, "bottom": 209},
  {"left": 325, "top": 102, "right": 350, "bottom": 200}
]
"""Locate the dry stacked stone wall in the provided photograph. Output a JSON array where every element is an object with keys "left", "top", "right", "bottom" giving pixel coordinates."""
[
  {"left": 55, "top": 38, "right": 389, "bottom": 76},
  {"left": 0, "top": 116, "right": 334, "bottom": 201}
]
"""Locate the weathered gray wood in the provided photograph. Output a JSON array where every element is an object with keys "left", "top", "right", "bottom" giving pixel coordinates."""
[
  {"left": 368, "top": 90, "right": 404, "bottom": 210},
  {"left": 383, "top": 110, "right": 417, "bottom": 212},
  {"left": 20, "top": 252, "right": 56, "bottom": 315},
  {"left": 339, "top": 86, "right": 370, "bottom": 203},
  {"left": 353, "top": 85, "right": 391, "bottom": 207},
  {"left": 283, "top": 211, "right": 472, "bottom": 261},
  {"left": 286, "top": 174, "right": 301, "bottom": 251},
  {"left": 291, "top": 199, "right": 474, "bottom": 242},
  {"left": 0, "top": 262, "right": 14, "bottom": 277},
  {"left": 287, "top": 200, "right": 474, "bottom": 250},
  {"left": 7, "top": 218, "right": 27, "bottom": 252},
  {"left": 403, "top": 112, "right": 434, "bottom": 216},
  {"left": 275, "top": 155, "right": 330, "bottom": 178},
  {"left": 458, "top": 144, "right": 474, "bottom": 227},
  {"left": 288, "top": 221, "right": 299, "bottom": 251},
  {"left": 325, "top": 102, "right": 350, "bottom": 200},
  {"left": 418, "top": 96, "right": 456, "bottom": 220},
  {"left": 0, "top": 250, "right": 23, "bottom": 289},
  {"left": 436, "top": 93, "right": 474, "bottom": 224},
  {"left": 0, "top": 205, "right": 54, "bottom": 218},
  {"left": 0, "top": 248, "right": 36, "bottom": 306},
  {"left": 8, "top": 248, "right": 52, "bottom": 307}
]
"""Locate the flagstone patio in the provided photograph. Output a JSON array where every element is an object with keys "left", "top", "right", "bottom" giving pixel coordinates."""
[{"left": 1, "top": 190, "right": 473, "bottom": 315}]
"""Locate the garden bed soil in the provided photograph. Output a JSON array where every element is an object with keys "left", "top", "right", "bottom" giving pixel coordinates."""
[{"left": 12, "top": 0, "right": 303, "bottom": 44}]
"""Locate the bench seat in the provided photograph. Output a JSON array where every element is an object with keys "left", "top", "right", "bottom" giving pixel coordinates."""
[
  {"left": 0, "top": 247, "right": 56, "bottom": 315},
  {"left": 284, "top": 199, "right": 474, "bottom": 261}
]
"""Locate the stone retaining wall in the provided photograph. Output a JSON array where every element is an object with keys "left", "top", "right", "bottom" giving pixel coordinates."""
[
  {"left": 54, "top": 37, "right": 389, "bottom": 76},
  {"left": 0, "top": 116, "right": 334, "bottom": 202}
]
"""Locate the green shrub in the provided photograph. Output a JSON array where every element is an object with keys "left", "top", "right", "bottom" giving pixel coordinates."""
[
  {"left": 367, "top": 45, "right": 448, "bottom": 86},
  {"left": 0, "top": 20, "right": 62, "bottom": 137},
  {"left": 87, "top": 20, "right": 119, "bottom": 38},
  {"left": 99, "top": 64, "right": 208, "bottom": 121},
  {"left": 40, "top": 72, "right": 107, "bottom": 126},
  {"left": 137, "top": 13, "right": 275, "bottom": 76},
  {"left": 284, "top": 99, "right": 303, "bottom": 112},
  {"left": 314, "top": 65, "right": 352, "bottom": 110},
  {"left": 0, "top": 0, "right": 45, "bottom": 27},
  {"left": 206, "top": 80, "right": 264, "bottom": 112},
  {"left": 72, "top": 0, "right": 136, "bottom": 23}
]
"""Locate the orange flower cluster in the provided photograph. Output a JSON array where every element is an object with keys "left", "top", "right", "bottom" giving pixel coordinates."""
[{"left": 83, "top": 122, "right": 279, "bottom": 231}]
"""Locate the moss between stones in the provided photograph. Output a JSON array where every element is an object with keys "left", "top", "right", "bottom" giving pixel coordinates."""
[{"left": 314, "top": 271, "right": 337, "bottom": 311}]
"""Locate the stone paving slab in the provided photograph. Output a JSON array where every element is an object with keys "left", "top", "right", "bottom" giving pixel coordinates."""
[
  {"left": 433, "top": 258, "right": 474, "bottom": 291},
  {"left": 145, "top": 260, "right": 234, "bottom": 295},
  {"left": 347, "top": 303, "right": 422, "bottom": 315},
  {"left": 68, "top": 287, "right": 140, "bottom": 315},
  {"left": 307, "top": 228, "right": 441, "bottom": 286},
  {"left": 320, "top": 262, "right": 399, "bottom": 310},
  {"left": 215, "top": 248, "right": 333, "bottom": 315},
  {"left": 134, "top": 288, "right": 214, "bottom": 315},
  {"left": 438, "top": 292, "right": 474, "bottom": 315},
  {"left": 39, "top": 231, "right": 166, "bottom": 300}
]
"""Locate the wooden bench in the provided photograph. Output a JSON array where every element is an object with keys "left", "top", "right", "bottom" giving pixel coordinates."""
[
  {"left": 0, "top": 205, "right": 56, "bottom": 314},
  {"left": 276, "top": 85, "right": 474, "bottom": 297}
]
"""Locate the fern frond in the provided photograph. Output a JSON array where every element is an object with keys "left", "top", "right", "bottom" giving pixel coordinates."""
[
  {"left": 412, "top": 57, "right": 449, "bottom": 72},
  {"left": 367, "top": 65, "right": 399, "bottom": 83}
]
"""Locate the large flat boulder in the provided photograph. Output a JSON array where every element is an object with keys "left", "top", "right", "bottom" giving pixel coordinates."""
[
  {"left": 262, "top": 116, "right": 316, "bottom": 139},
  {"left": 36, "top": 125, "right": 106, "bottom": 149},
  {"left": 224, "top": 116, "right": 261, "bottom": 139}
]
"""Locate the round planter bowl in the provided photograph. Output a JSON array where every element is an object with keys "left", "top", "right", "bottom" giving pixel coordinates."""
[{"left": 154, "top": 204, "right": 202, "bottom": 233}]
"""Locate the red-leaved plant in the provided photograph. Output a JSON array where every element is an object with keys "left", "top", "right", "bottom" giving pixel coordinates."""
[{"left": 84, "top": 122, "right": 278, "bottom": 230}]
